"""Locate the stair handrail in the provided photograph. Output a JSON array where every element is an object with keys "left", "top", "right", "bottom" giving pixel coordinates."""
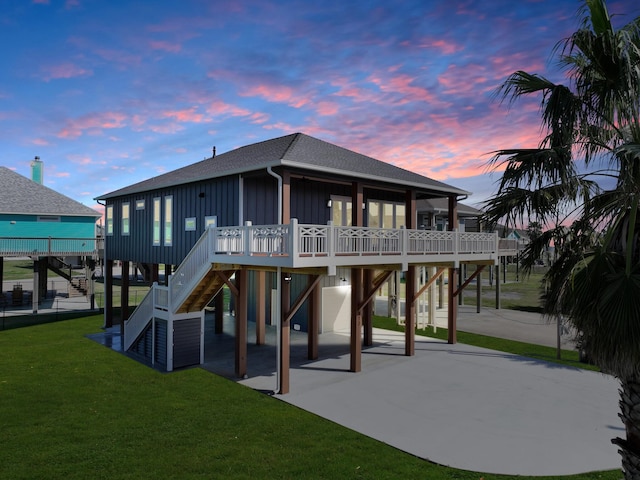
[
  {"left": 169, "top": 227, "right": 214, "bottom": 312},
  {"left": 123, "top": 285, "right": 155, "bottom": 351}
]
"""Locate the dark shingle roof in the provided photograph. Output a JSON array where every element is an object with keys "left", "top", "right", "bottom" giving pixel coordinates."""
[
  {"left": 0, "top": 167, "right": 100, "bottom": 217},
  {"left": 97, "top": 133, "right": 470, "bottom": 199}
]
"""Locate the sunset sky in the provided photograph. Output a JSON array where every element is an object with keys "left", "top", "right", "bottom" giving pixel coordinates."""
[{"left": 2, "top": 0, "right": 638, "bottom": 214}]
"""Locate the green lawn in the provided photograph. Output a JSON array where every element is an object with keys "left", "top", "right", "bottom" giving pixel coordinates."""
[
  {"left": 0, "top": 315, "right": 620, "bottom": 479},
  {"left": 459, "top": 265, "right": 546, "bottom": 312},
  {"left": 2, "top": 259, "right": 85, "bottom": 281}
]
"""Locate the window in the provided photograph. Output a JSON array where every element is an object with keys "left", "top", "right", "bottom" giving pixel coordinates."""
[
  {"left": 367, "top": 201, "right": 406, "bottom": 229},
  {"left": 204, "top": 216, "right": 217, "bottom": 228},
  {"left": 164, "top": 196, "right": 173, "bottom": 246},
  {"left": 135, "top": 199, "right": 145, "bottom": 210},
  {"left": 106, "top": 205, "right": 114, "bottom": 235},
  {"left": 37, "top": 215, "right": 60, "bottom": 222},
  {"left": 367, "top": 202, "right": 380, "bottom": 228},
  {"left": 185, "top": 217, "right": 196, "bottom": 231},
  {"left": 153, "top": 198, "right": 161, "bottom": 246},
  {"left": 122, "top": 203, "right": 130, "bottom": 235},
  {"left": 331, "top": 197, "right": 352, "bottom": 226}
]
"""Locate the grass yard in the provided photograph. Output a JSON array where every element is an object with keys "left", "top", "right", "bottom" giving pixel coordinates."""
[
  {"left": 2, "top": 259, "right": 85, "bottom": 282},
  {"left": 459, "top": 265, "right": 547, "bottom": 312},
  {"left": 0, "top": 315, "right": 620, "bottom": 479}
]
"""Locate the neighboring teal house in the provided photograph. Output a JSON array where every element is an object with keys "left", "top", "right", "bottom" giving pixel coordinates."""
[{"left": 0, "top": 162, "right": 101, "bottom": 312}]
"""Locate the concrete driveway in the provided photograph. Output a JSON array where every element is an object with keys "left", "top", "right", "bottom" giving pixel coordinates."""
[{"left": 216, "top": 326, "right": 622, "bottom": 476}]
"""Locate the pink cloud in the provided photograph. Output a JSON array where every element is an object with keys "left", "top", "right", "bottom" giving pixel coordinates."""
[
  {"left": 489, "top": 53, "right": 545, "bottom": 82},
  {"left": 415, "top": 38, "right": 463, "bottom": 55},
  {"left": 32, "top": 138, "right": 50, "bottom": 146},
  {"left": 162, "top": 107, "right": 206, "bottom": 123},
  {"left": 240, "top": 84, "right": 310, "bottom": 108},
  {"left": 316, "top": 101, "right": 339, "bottom": 116},
  {"left": 206, "top": 100, "right": 252, "bottom": 117},
  {"left": 367, "top": 73, "right": 442, "bottom": 106},
  {"left": 41, "top": 62, "right": 93, "bottom": 81},
  {"left": 57, "top": 111, "right": 127, "bottom": 138},
  {"left": 438, "top": 64, "right": 491, "bottom": 96},
  {"left": 68, "top": 154, "right": 95, "bottom": 165},
  {"left": 249, "top": 112, "right": 270, "bottom": 124},
  {"left": 147, "top": 123, "right": 185, "bottom": 134},
  {"left": 149, "top": 40, "right": 182, "bottom": 53}
]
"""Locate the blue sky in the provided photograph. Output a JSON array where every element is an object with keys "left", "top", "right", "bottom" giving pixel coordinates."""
[{"left": 1, "top": 0, "right": 638, "bottom": 215}]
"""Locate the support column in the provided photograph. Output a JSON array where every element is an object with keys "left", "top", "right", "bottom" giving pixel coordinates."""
[
  {"left": 214, "top": 290, "right": 224, "bottom": 334},
  {"left": 87, "top": 258, "right": 96, "bottom": 310},
  {"left": 104, "top": 259, "right": 114, "bottom": 328},
  {"left": 458, "top": 265, "right": 464, "bottom": 306},
  {"left": 38, "top": 259, "right": 47, "bottom": 301},
  {"left": 256, "top": 270, "right": 266, "bottom": 345},
  {"left": 151, "top": 264, "right": 159, "bottom": 284},
  {"left": 235, "top": 269, "right": 248, "bottom": 378},
  {"left": 351, "top": 182, "right": 364, "bottom": 227},
  {"left": 165, "top": 264, "right": 172, "bottom": 286},
  {"left": 308, "top": 282, "right": 320, "bottom": 360},
  {"left": 438, "top": 274, "right": 444, "bottom": 309},
  {"left": 448, "top": 267, "right": 458, "bottom": 344},
  {"left": 279, "top": 272, "right": 291, "bottom": 394},
  {"left": 476, "top": 266, "right": 482, "bottom": 313},
  {"left": 350, "top": 268, "right": 362, "bottom": 373},
  {"left": 428, "top": 267, "right": 436, "bottom": 328},
  {"left": 121, "top": 260, "right": 130, "bottom": 329},
  {"left": 0, "top": 257, "right": 3, "bottom": 295},
  {"left": 448, "top": 195, "right": 459, "bottom": 345},
  {"left": 405, "top": 266, "right": 417, "bottom": 356},
  {"left": 363, "top": 269, "right": 373, "bottom": 346},
  {"left": 32, "top": 259, "right": 39, "bottom": 314},
  {"left": 495, "top": 264, "right": 501, "bottom": 310},
  {"left": 282, "top": 171, "right": 291, "bottom": 224}
]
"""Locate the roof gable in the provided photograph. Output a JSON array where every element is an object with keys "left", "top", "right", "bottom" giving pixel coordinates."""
[
  {"left": 97, "top": 133, "right": 469, "bottom": 200},
  {"left": 0, "top": 167, "right": 100, "bottom": 217}
]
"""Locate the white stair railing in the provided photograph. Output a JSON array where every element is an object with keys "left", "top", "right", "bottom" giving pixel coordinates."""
[
  {"left": 169, "top": 228, "right": 215, "bottom": 312},
  {"left": 123, "top": 285, "right": 155, "bottom": 351}
]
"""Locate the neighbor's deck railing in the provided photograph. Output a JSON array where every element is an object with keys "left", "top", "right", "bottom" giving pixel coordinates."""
[{"left": 0, "top": 237, "right": 103, "bottom": 257}]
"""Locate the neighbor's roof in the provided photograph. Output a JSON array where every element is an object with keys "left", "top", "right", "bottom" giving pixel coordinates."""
[
  {"left": 0, "top": 167, "right": 100, "bottom": 217},
  {"left": 97, "top": 133, "right": 470, "bottom": 200},
  {"left": 417, "top": 198, "right": 482, "bottom": 217}
]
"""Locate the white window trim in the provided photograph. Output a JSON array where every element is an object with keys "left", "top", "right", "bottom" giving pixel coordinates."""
[
  {"left": 164, "top": 195, "right": 173, "bottom": 246},
  {"left": 106, "top": 205, "right": 114, "bottom": 236},
  {"left": 152, "top": 198, "right": 161, "bottom": 246},
  {"left": 122, "top": 202, "right": 130, "bottom": 236}
]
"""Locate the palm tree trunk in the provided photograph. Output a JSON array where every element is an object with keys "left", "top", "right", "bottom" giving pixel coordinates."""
[{"left": 613, "top": 377, "right": 640, "bottom": 478}]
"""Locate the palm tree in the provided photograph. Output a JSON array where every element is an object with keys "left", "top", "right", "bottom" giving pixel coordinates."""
[{"left": 483, "top": 1, "right": 640, "bottom": 476}]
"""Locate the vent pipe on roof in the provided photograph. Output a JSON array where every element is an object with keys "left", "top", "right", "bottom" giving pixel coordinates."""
[
  {"left": 212, "top": 146, "right": 216, "bottom": 158},
  {"left": 31, "top": 156, "right": 43, "bottom": 184}
]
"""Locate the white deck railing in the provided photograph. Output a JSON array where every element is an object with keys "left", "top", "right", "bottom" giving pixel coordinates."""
[{"left": 209, "top": 220, "right": 506, "bottom": 259}]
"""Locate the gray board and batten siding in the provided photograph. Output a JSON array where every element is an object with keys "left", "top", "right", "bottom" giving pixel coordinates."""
[{"left": 104, "top": 176, "right": 239, "bottom": 265}]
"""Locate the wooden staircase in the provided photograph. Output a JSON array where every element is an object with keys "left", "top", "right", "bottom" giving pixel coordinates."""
[{"left": 174, "top": 268, "right": 234, "bottom": 313}]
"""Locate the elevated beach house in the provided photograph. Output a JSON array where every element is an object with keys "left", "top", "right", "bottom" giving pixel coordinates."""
[
  {"left": 96, "top": 133, "right": 515, "bottom": 393},
  {"left": 0, "top": 162, "right": 101, "bottom": 312}
]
